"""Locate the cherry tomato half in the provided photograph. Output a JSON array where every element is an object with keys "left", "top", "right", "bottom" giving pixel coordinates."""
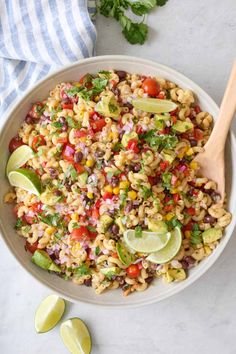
[
  {"left": 25, "top": 241, "right": 39, "bottom": 254},
  {"left": 32, "top": 135, "right": 46, "bottom": 151},
  {"left": 91, "top": 119, "right": 106, "bottom": 133},
  {"left": 9, "top": 136, "right": 24, "bottom": 153},
  {"left": 142, "top": 78, "right": 160, "bottom": 97},
  {"left": 126, "top": 264, "right": 140, "bottom": 278},
  {"left": 71, "top": 226, "right": 91, "bottom": 241}
]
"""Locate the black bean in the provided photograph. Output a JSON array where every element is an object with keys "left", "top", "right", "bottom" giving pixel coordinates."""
[
  {"left": 74, "top": 151, "right": 83, "bottom": 163},
  {"left": 184, "top": 256, "right": 195, "bottom": 265},
  {"left": 111, "top": 224, "right": 119, "bottom": 235},
  {"left": 48, "top": 167, "right": 58, "bottom": 178},
  {"left": 95, "top": 150, "right": 104, "bottom": 158},
  {"left": 204, "top": 214, "right": 216, "bottom": 224},
  {"left": 115, "top": 70, "right": 127, "bottom": 81},
  {"left": 145, "top": 277, "right": 154, "bottom": 284},
  {"left": 111, "top": 176, "right": 119, "bottom": 187},
  {"left": 84, "top": 278, "right": 92, "bottom": 287},
  {"left": 210, "top": 191, "right": 221, "bottom": 202},
  {"left": 25, "top": 115, "right": 35, "bottom": 124},
  {"left": 133, "top": 163, "right": 141, "bottom": 172},
  {"left": 54, "top": 190, "right": 62, "bottom": 196},
  {"left": 59, "top": 116, "right": 68, "bottom": 132},
  {"left": 181, "top": 260, "right": 189, "bottom": 269},
  {"left": 116, "top": 276, "right": 125, "bottom": 285},
  {"left": 123, "top": 102, "right": 133, "bottom": 110},
  {"left": 189, "top": 139, "right": 198, "bottom": 147}
]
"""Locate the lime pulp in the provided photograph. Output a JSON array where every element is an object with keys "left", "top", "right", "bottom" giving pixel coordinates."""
[
  {"left": 124, "top": 229, "right": 171, "bottom": 253},
  {"left": 60, "top": 318, "right": 92, "bottom": 354},
  {"left": 6, "top": 145, "right": 34, "bottom": 175},
  {"left": 132, "top": 98, "right": 177, "bottom": 113},
  {"left": 8, "top": 168, "right": 41, "bottom": 196}
]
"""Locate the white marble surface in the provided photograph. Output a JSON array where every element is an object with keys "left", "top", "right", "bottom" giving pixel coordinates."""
[{"left": 1, "top": 1, "right": 236, "bottom": 353}]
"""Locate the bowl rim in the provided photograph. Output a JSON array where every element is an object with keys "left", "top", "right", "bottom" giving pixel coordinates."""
[{"left": 0, "top": 55, "right": 235, "bottom": 308}]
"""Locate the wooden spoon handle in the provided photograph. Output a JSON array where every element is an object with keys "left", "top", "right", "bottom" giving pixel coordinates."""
[{"left": 205, "top": 60, "right": 236, "bottom": 152}]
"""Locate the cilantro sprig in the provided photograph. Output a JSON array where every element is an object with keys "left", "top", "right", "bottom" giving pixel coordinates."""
[
  {"left": 66, "top": 77, "right": 108, "bottom": 101},
  {"left": 97, "top": 0, "right": 169, "bottom": 45}
]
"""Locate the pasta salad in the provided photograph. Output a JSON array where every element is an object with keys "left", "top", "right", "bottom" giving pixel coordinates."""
[{"left": 4, "top": 70, "right": 231, "bottom": 296}]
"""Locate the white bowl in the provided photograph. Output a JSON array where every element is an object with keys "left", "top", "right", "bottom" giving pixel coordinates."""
[{"left": 0, "top": 55, "right": 235, "bottom": 308}]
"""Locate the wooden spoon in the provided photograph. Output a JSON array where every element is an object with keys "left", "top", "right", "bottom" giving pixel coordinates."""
[{"left": 194, "top": 60, "right": 236, "bottom": 202}]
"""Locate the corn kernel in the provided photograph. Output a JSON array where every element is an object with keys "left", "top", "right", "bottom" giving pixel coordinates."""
[
  {"left": 104, "top": 185, "right": 113, "bottom": 193},
  {"left": 185, "top": 231, "right": 191, "bottom": 239},
  {"left": 177, "top": 147, "right": 187, "bottom": 159},
  {"left": 119, "top": 181, "right": 130, "bottom": 189},
  {"left": 128, "top": 190, "right": 137, "bottom": 200},
  {"left": 71, "top": 243, "right": 81, "bottom": 254},
  {"left": 86, "top": 159, "right": 94, "bottom": 167},
  {"left": 113, "top": 187, "right": 120, "bottom": 195},
  {"left": 170, "top": 188, "right": 178, "bottom": 194},
  {"left": 71, "top": 213, "right": 79, "bottom": 222},
  {"left": 165, "top": 213, "right": 174, "bottom": 221},
  {"left": 190, "top": 161, "right": 198, "bottom": 170},
  {"left": 74, "top": 82, "right": 81, "bottom": 87},
  {"left": 186, "top": 148, "right": 194, "bottom": 156},
  {"left": 87, "top": 192, "right": 94, "bottom": 199},
  {"left": 45, "top": 227, "right": 56, "bottom": 235},
  {"left": 81, "top": 159, "right": 86, "bottom": 165},
  {"left": 204, "top": 245, "right": 212, "bottom": 256},
  {"left": 79, "top": 137, "right": 86, "bottom": 143}
]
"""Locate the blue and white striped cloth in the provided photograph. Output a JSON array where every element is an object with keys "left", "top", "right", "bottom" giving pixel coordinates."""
[{"left": 0, "top": 0, "right": 97, "bottom": 115}]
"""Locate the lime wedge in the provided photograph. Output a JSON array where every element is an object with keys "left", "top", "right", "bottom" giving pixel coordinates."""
[
  {"left": 60, "top": 318, "right": 92, "bottom": 354},
  {"left": 147, "top": 227, "right": 182, "bottom": 264},
  {"left": 35, "top": 294, "right": 65, "bottom": 333},
  {"left": 132, "top": 98, "right": 177, "bottom": 113},
  {"left": 124, "top": 229, "right": 171, "bottom": 253},
  {"left": 6, "top": 145, "right": 34, "bottom": 175},
  {"left": 8, "top": 168, "right": 41, "bottom": 196}
]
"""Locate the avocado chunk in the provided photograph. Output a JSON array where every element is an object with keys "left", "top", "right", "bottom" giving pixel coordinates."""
[
  {"left": 172, "top": 120, "right": 194, "bottom": 133},
  {"left": 154, "top": 113, "right": 170, "bottom": 122},
  {"left": 202, "top": 228, "right": 223, "bottom": 244},
  {"left": 100, "top": 267, "right": 119, "bottom": 279},
  {"left": 32, "top": 250, "right": 52, "bottom": 270},
  {"left": 78, "top": 172, "right": 88, "bottom": 187},
  {"left": 100, "top": 214, "right": 113, "bottom": 232},
  {"left": 147, "top": 219, "right": 168, "bottom": 234},
  {"left": 40, "top": 190, "right": 61, "bottom": 206},
  {"left": 167, "top": 269, "right": 186, "bottom": 281},
  {"left": 121, "top": 131, "right": 138, "bottom": 147},
  {"left": 160, "top": 149, "right": 176, "bottom": 164},
  {"left": 49, "top": 262, "right": 61, "bottom": 273},
  {"left": 95, "top": 93, "right": 121, "bottom": 119}
]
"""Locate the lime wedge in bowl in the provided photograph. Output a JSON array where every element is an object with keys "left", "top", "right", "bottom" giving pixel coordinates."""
[
  {"left": 60, "top": 317, "right": 92, "bottom": 354},
  {"left": 132, "top": 98, "right": 177, "bottom": 113},
  {"left": 147, "top": 227, "right": 182, "bottom": 264},
  {"left": 6, "top": 145, "right": 34, "bottom": 175},
  {"left": 8, "top": 168, "right": 41, "bottom": 196},
  {"left": 124, "top": 229, "right": 171, "bottom": 253},
  {"left": 35, "top": 294, "right": 65, "bottom": 333}
]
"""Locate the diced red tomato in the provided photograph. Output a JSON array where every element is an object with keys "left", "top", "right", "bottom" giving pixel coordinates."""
[
  {"left": 171, "top": 116, "right": 177, "bottom": 124},
  {"left": 32, "top": 135, "right": 46, "bottom": 151},
  {"left": 71, "top": 226, "right": 90, "bottom": 241},
  {"left": 62, "top": 102, "right": 73, "bottom": 110},
  {"left": 194, "top": 105, "right": 201, "bottom": 114},
  {"left": 164, "top": 204, "right": 174, "bottom": 212},
  {"left": 89, "top": 230, "right": 97, "bottom": 239},
  {"left": 136, "top": 125, "right": 144, "bottom": 135},
  {"left": 194, "top": 128, "right": 203, "bottom": 140},
  {"left": 170, "top": 107, "right": 179, "bottom": 116},
  {"left": 157, "top": 93, "right": 165, "bottom": 99},
  {"left": 142, "top": 78, "right": 160, "bottom": 97},
  {"left": 148, "top": 176, "right": 158, "bottom": 186},
  {"left": 127, "top": 139, "right": 139, "bottom": 153},
  {"left": 111, "top": 252, "right": 119, "bottom": 259},
  {"left": 187, "top": 207, "right": 196, "bottom": 216},
  {"left": 74, "top": 129, "right": 88, "bottom": 138},
  {"left": 171, "top": 175, "right": 178, "bottom": 186},
  {"left": 62, "top": 144, "right": 75, "bottom": 161},
  {"left": 126, "top": 264, "right": 141, "bottom": 278},
  {"left": 91, "top": 119, "right": 106, "bottom": 133},
  {"left": 28, "top": 102, "right": 44, "bottom": 119},
  {"left": 91, "top": 207, "right": 100, "bottom": 219},
  {"left": 74, "top": 163, "right": 84, "bottom": 174},
  {"left": 23, "top": 214, "right": 36, "bottom": 224},
  {"left": 25, "top": 241, "right": 39, "bottom": 254},
  {"left": 9, "top": 136, "right": 24, "bottom": 153},
  {"left": 164, "top": 195, "right": 172, "bottom": 203},
  {"left": 182, "top": 221, "right": 194, "bottom": 232},
  {"left": 103, "top": 192, "right": 113, "bottom": 200},
  {"left": 95, "top": 199, "right": 101, "bottom": 209},
  {"left": 158, "top": 127, "right": 170, "bottom": 135},
  {"left": 159, "top": 161, "right": 169, "bottom": 171},
  {"left": 30, "top": 202, "right": 43, "bottom": 213},
  {"left": 173, "top": 193, "right": 180, "bottom": 203}
]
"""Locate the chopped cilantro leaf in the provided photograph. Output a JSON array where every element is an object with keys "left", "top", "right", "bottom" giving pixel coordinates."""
[
  {"left": 162, "top": 172, "right": 172, "bottom": 190},
  {"left": 141, "top": 130, "right": 178, "bottom": 149},
  {"left": 95, "top": 246, "right": 100, "bottom": 256},
  {"left": 135, "top": 225, "right": 142, "bottom": 238},
  {"left": 87, "top": 225, "right": 97, "bottom": 233},
  {"left": 74, "top": 264, "right": 91, "bottom": 277},
  {"left": 190, "top": 224, "right": 203, "bottom": 246},
  {"left": 15, "top": 218, "right": 23, "bottom": 229},
  {"left": 141, "top": 186, "right": 153, "bottom": 200}
]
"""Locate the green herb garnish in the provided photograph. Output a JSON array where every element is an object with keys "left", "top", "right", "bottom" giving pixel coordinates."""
[
  {"left": 74, "top": 264, "right": 91, "bottom": 277},
  {"left": 141, "top": 130, "right": 178, "bottom": 149},
  {"left": 15, "top": 218, "right": 23, "bottom": 229},
  {"left": 141, "top": 186, "right": 153, "bottom": 200},
  {"left": 162, "top": 172, "right": 172, "bottom": 190},
  {"left": 190, "top": 224, "right": 203, "bottom": 246},
  {"left": 95, "top": 246, "right": 100, "bottom": 256},
  {"left": 135, "top": 225, "right": 142, "bottom": 238}
]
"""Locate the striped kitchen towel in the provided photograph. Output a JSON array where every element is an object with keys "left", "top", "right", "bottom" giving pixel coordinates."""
[{"left": 0, "top": 0, "right": 97, "bottom": 115}]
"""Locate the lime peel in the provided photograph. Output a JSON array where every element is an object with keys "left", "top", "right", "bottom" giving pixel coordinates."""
[
  {"left": 147, "top": 227, "right": 182, "bottom": 264},
  {"left": 6, "top": 145, "right": 34, "bottom": 175},
  {"left": 60, "top": 317, "right": 92, "bottom": 354},
  {"left": 35, "top": 294, "right": 65, "bottom": 333},
  {"left": 132, "top": 98, "right": 177, "bottom": 113},
  {"left": 8, "top": 168, "right": 41, "bottom": 196},
  {"left": 124, "top": 229, "right": 171, "bottom": 253}
]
